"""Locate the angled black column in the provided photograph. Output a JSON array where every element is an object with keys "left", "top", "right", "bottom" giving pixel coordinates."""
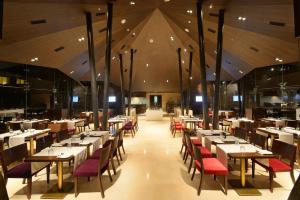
[
  {"left": 186, "top": 51, "right": 193, "bottom": 115},
  {"left": 196, "top": 0, "right": 209, "bottom": 129},
  {"left": 212, "top": 9, "right": 225, "bottom": 129},
  {"left": 119, "top": 54, "right": 125, "bottom": 115},
  {"left": 68, "top": 80, "right": 73, "bottom": 118},
  {"left": 128, "top": 49, "right": 134, "bottom": 116},
  {"left": 86, "top": 12, "right": 99, "bottom": 130},
  {"left": 177, "top": 48, "right": 184, "bottom": 115},
  {"left": 0, "top": 0, "right": 3, "bottom": 39},
  {"left": 237, "top": 80, "right": 242, "bottom": 117},
  {"left": 102, "top": 3, "right": 113, "bottom": 130}
]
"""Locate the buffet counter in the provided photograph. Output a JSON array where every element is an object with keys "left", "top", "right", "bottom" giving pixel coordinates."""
[{"left": 145, "top": 109, "right": 164, "bottom": 121}]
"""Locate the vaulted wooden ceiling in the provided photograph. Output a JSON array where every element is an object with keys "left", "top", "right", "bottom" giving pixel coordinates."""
[{"left": 0, "top": 0, "right": 298, "bottom": 92}]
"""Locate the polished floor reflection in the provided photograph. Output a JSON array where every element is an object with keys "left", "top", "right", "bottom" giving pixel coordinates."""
[{"left": 7, "top": 117, "right": 299, "bottom": 200}]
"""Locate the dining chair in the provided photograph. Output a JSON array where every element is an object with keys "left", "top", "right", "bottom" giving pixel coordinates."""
[
  {"left": 191, "top": 143, "right": 228, "bottom": 195},
  {"left": 0, "top": 172, "right": 9, "bottom": 200},
  {"left": 172, "top": 121, "right": 184, "bottom": 137},
  {"left": 117, "top": 130, "right": 126, "bottom": 159},
  {"left": 0, "top": 122, "right": 8, "bottom": 134},
  {"left": 250, "top": 133, "right": 267, "bottom": 149},
  {"left": 184, "top": 132, "right": 212, "bottom": 174},
  {"left": 56, "top": 129, "right": 70, "bottom": 143},
  {"left": 0, "top": 143, "right": 50, "bottom": 199},
  {"left": 122, "top": 121, "right": 135, "bottom": 137},
  {"left": 74, "top": 143, "right": 112, "bottom": 198},
  {"left": 252, "top": 139, "right": 296, "bottom": 192},
  {"left": 36, "top": 134, "right": 53, "bottom": 153},
  {"left": 8, "top": 122, "right": 21, "bottom": 131},
  {"left": 234, "top": 127, "right": 247, "bottom": 140},
  {"left": 286, "top": 120, "right": 297, "bottom": 129},
  {"left": 75, "top": 120, "right": 85, "bottom": 133}
]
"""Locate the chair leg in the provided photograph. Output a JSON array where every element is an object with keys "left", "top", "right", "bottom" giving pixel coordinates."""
[
  {"left": 191, "top": 166, "right": 196, "bottom": 181},
  {"left": 107, "top": 166, "right": 113, "bottom": 182},
  {"left": 224, "top": 176, "right": 228, "bottom": 195},
  {"left": 184, "top": 154, "right": 189, "bottom": 164},
  {"left": 290, "top": 170, "right": 296, "bottom": 183},
  {"left": 197, "top": 172, "right": 203, "bottom": 196},
  {"left": 27, "top": 177, "right": 32, "bottom": 200},
  {"left": 188, "top": 157, "right": 193, "bottom": 173},
  {"left": 116, "top": 154, "right": 120, "bottom": 165},
  {"left": 269, "top": 171, "right": 274, "bottom": 193},
  {"left": 121, "top": 144, "right": 126, "bottom": 154},
  {"left": 183, "top": 148, "right": 187, "bottom": 160},
  {"left": 111, "top": 158, "right": 117, "bottom": 175},
  {"left": 180, "top": 144, "right": 184, "bottom": 153},
  {"left": 118, "top": 147, "right": 123, "bottom": 161},
  {"left": 46, "top": 165, "right": 50, "bottom": 184},
  {"left": 74, "top": 177, "right": 78, "bottom": 197},
  {"left": 98, "top": 175, "right": 105, "bottom": 198}
]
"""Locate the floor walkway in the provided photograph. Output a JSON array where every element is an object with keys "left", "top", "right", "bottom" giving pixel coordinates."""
[{"left": 8, "top": 117, "right": 297, "bottom": 200}]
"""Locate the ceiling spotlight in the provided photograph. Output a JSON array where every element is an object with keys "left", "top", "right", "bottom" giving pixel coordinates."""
[
  {"left": 129, "top": 1, "right": 135, "bottom": 5},
  {"left": 132, "top": 32, "right": 136, "bottom": 37},
  {"left": 185, "top": 28, "right": 190, "bottom": 33},
  {"left": 214, "top": 50, "right": 217, "bottom": 54},
  {"left": 213, "top": 72, "right": 216, "bottom": 76},
  {"left": 70, "top": 71, "right": 74, "bottom": 74},
  {"left": 121, "top": 19, "right": 127, "bottom": 24},
  {"left": 143, "top": 80, "right": 146, "bottom": 83},
  {"left": 239, "top": 70, "right": 244, "bottom": 74},
  {"left": 238, "top": 16, "right": 246, "bottom": 21},
  {"left": 190, "top": 76, "right": 193, "bottom": 80},
  {"left": 275, "top": 58, "right": 283, "bottom": 62},
  {"left": 164, "top": 0, "right": 171, "bottom": 2},
  {"left": 146, "top": 63, "right": 149, "bottom": 67},
  {"left": 126, "top": 28, "right": 130, "bottom": 32},
  {"left": 184, "top": 48, "right": 187, "bottom": 52},
  {"left": 112, "top": 56, "right": 116, "bottom": 60},
  {"left": 187, "top": 10, "right": 193, "bottom": 14},
  {"left": 182, "top": 60, "right": 185, "bottom": 64},
  {"left": 98, "top": 73, "right": 101, "bottom": 77},
  {"left": 30, "top": 57, "right": 39, "bottom": 62},
  {"left": 166, "top": 80, "right": 169, "bottom": 83},
  {"left": 170, "top": 36, "right": 174, "bottom": 41},
  {"left": 78, "top": 37, "right": 85, "bottom": 42},
  {"left": 188, "top": 20, "right": 192, "bottom": 24},
  {"left": 270, "top": 68, "right": 274, "bottom": 71},
  {"left": 98, "top": 8, "right": 101, "bottom": 11},
  {"left": 209, "top": 3, "right": 213, "bottom": 9},
  {"left": 149, "top": 39, "right": 154, "bottom": 43},
  {"left": 124, "top": 50, "right": 128, "bottom": 54}
]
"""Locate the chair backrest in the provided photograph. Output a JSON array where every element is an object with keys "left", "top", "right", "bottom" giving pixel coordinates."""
[
  {"left": 0, "top": 123, "right": 8, "bottom": 134},
  {"left": 250, "top": 133, "right": 267, "bottom": 149},
  {"left": 184, "top": 131, "right": 193, "bottom": 154},
  {"left": 0, "top": 143, "right": 28, "bottom": 176},
  {"left": 36, "top": 134, "right": 53, "bottom": 152},
  {"left": 110, "top": 136, "right": 119, "bottom": 156},
  {"left": 98, "top": 142, "right": 112, "bottom": 173},
  {"left": 286, "top": 120, "right": 297, "bottom": 129},
  {"left": 193, "top": 144, "right": 204, "bottom": 174},
  {"left": 32, "top": 122, "right": 48, "bottom": 130},
  {"left": 56, "top": 129, "right": 70, "bottom": 142},
  {"left": 272, "top": 139, "right": 296, "bottom": 167},
  {"left": 0, "top": 172, "right": 9, "bottom": 200},
  {"left": 234, "top": 127, "right": 247, "bottom": 140},
  {"left": 8, "top": 122, "right": 21, "bottom": 131}
]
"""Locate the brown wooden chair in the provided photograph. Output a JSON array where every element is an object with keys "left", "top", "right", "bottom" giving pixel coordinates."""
[
  {"left": 252, "top": 140, "right": 296, "bottom": 192},
  {"left": 8, "top": 122, "right": 21, "bottom": 131},
  {"left": 234, "top": 127, "right": 247, "bottom": 140},
  {"left": 32, "top": 122, "right": 48, "bottom": 130},
  {"left": 0, "top": 143, "right": 50, "bottom": 199},
  {"left": 0, "top": 122, "right": 8, "bottom": 134},
  {"left": 36, "top": 134, "right": 53, "bottom": 153},
  {"left": 74, "top": 143, "right": 112, "bottom": 198},
  {"left": 286, "top": 120, "right": 297, "bottom": 129},
  {"left": 0, "top": 172, "right": 9, "bottom": 200},
  {"left": 117, "top": 130, "right": 125, "bottom": 160},
  {"left": 250, "top": 133, "right": 268, "bottom": 149},
  {"left": 56, "top": 129, "right": 70, "bottom": 143}
]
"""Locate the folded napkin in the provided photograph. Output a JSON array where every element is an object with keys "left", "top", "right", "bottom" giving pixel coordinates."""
[{"left": 52, "top": 143, "right": 63, "bottom": 147}]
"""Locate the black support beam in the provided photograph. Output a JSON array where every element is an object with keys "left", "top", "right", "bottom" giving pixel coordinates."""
[
  {"left": 212, "top": 9, "right": 225, "bottom": 129},
  {"left": 102, "top": 3, "right": 113, "bottom": 130},
  {"left": 128, "top": 49, "right": 134, "bottom": 116},
  {"left": 196, "top": 0, "right": 209, "bottom": 129},
  {"left": 186, "top": 51, "right": 193, "bottom": 115},
  {"left": 86, "top": 12, "right": 99, "bottom": 130},
  {"left": 177, "top": 48, "right": 184, "bottom": 115},
  {"left": 0, "top": 0, "right": 3, "bottom": 39},
  {"left": 119, "top": 53, "right": 125, "bottom": 115}
]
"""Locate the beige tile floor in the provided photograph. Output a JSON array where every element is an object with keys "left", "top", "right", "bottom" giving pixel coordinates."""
[{"left": 7, "top": 117, "right": 299, "bottom": 200}]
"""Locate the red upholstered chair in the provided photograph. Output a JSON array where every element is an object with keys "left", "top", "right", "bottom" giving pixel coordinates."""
[
  {"left": 252, "top": 139, "right": 296, "bottom": 192},
  {"left": 123, "top": 121, "right": 135, "bottom": 137},
  {"left": 191, "top": 143, "right": 228, "bottom": 195},
  {"left": 0, "top": 143, "right": 50, "bottom": 199},
  {"left": 184, "top": 132, "right": 212, "bottom": 174},
  {"left": 74, "top": 143, "right": 112, "bottom": 198},
  {"left": 172, "top": 122, "right": 184, "bottom": 137}
]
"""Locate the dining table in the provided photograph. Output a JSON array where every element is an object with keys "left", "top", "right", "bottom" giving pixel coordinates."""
[
  {"left": 2, "top": 128, "right": 51, "bottom": 155},
  {"left": 224, "top": 118, "right": 254, "bottom": 129},
  {"left": 108, "top": 116, "right": 128, "bottom": 131},
  {"left": 180, "top": 116, "right": 201, "bottom": 130},
  {"left": 52, "top": 119, "right": 85, "bottom": 130},
  {"left": 26, "top": 146, "right": 87, "bottom": 198}
]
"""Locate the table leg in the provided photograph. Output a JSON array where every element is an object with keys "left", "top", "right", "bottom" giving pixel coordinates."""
[
  {"left": 240, "top": 158, "right": 246, "bottom": 187},
  {"left": 30, "top": 138, "right": 34, "bottom": 156},
  {"left": 57, "top": 161, "right": 63, "bottom": 191}
]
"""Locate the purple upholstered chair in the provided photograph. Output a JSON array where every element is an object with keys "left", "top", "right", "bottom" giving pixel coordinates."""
[
  {"left": 122, "top": 121, "right": 135, "bottom": 137},
  {"left": 0, "top": 143, "right": 50, "bottom": 199},
  {"left": 74, "top": 142, "right": 112, "bottom": 198}
]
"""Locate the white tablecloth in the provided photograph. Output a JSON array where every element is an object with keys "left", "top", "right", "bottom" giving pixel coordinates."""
[
  {"left": 262, "top": 118, "right": 286, "bottom": 128},
  {"left": 52, "top": 119, "right": 84, "bottom": 129},
  {"left": 216, "top": 144, "right": 272, "bottom": 167},
  {"left": 8, "top": 129, "right": 50, "bottom": 147},
  {"left": 204, "top": 136, "right": 247, "bottom": 151},
  {"left": 88, "top": 131, "right": 110, "bottom": 144},
  {"left": 257, "top": 128, "right": 294, "bottom": 144},
  {"left": 60, "top": 137, "right": 101, "bottom": 154},
  {"left": 226, "top": 118, "right": 254, "bottom": 128},
  {"left": 32, "top": 146, "right": 87, "bottom": 171}
]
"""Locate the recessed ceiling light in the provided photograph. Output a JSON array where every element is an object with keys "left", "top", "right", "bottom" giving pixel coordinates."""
[
  {"left": 213, "top": 72, "right": 216, "bottom": 76},
  {"left": 98, "top": 8, "right": 101, "bottom": 11},
  {"left": 185, "top": 28, "right": 190, "bottom": 33},
  {"left": 129, "top": 1, "right": 135, "bottom": 5},
  {"left": 125, "top": 50, "right": 128, "bottom": 54},
  {"left": 166, "top": 80, "right": 169, "bottom": 83},
  {"left": 70, "top": 71, "right": 74, "bottom": 74},
  {"left": 270, "top": 68, "right": 274, "bottom": 71},
  {"left": 132, "top": 32, "right": 136, "bottom": 37},
  {"left": 184, "top": 48, "right": 187, "bottom": 52},
  {"left": 190, "top": 76, "right": 193, "bottom": 80},
  {"left": 188, "top": 20, "right": 192, "bottom": 24},
  {"left": 143, "top": 80, "right": 146, "bottom": 83},
  {"left": 98, "top": 73, "right": 101, "bottom": 77},
  {"left": 121, "top": 19, "right": 127, "bottom": 24},
  {"left": 78, "top": 37, "right": 85, "bottom": 42},
  {"left": 149, "top": 39, "right": 154, "bottom": 43},
  {"left": 182, "top": 60, "right": 185, "bottom": 64},
  {"left": 239, "top": 70, "right": 244, "bottom": 74},
  {"left": 112, "top": 56, "right": 116, "bottom": 60},
  {"left": 238, "top": 16, "right": 246, "bottom": 21},
  {"left": 146, "top": 63, "right": 149, "bottom": 67},
  {"left": 275, "top": 58, "right": 283, "bottom": 62},
  {"left": 164, "top": 0, "right": 171, "bottom": 2},
  {"left": 187, "top": 10, "right": 193, "bottom": 14},
  {"left": 214, "top": 50, "right": 217, "bottom": 54},
  {"left": 126, "top": 28, "right": 130, "bottom": 32},
  {"left": 170, "top": 36, "right": 174, "bottom": 41},
  {"left": 209, "top": 4, "right": 213, "bottom": 9},
  {"left": 30, "top": 57, "right": 39, "bottom": 62}
]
